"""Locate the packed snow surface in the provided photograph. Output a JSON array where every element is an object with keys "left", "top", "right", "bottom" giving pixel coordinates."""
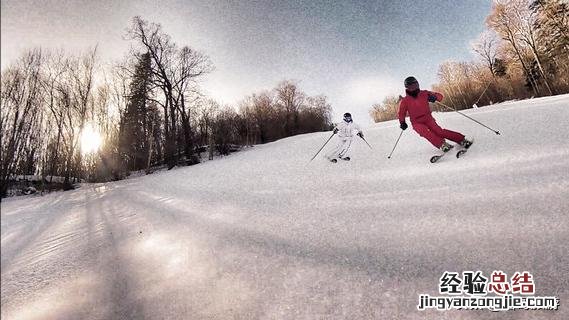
[{"left": 2, "top": 95, "right": 569, "bottom": 319}]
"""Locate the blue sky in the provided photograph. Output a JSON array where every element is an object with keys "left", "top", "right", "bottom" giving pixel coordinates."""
[{"left": 1, "top": 0, "right": 491, "bottom": 124}]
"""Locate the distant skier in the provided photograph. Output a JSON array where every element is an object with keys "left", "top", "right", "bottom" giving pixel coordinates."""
[
  {"left": 398, "top": 76, "right": 472, "bottom": 153},
  {"left": 325, "top": 112, "right": 363, "bottom": 163}
]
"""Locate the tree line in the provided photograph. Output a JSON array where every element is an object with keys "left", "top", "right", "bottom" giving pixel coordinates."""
[
  {"left": 370, "top": 0, "right": 569, "bottom": 122},
  {"left": 0, "top": 16, "right": 332, "bottom": 197}
]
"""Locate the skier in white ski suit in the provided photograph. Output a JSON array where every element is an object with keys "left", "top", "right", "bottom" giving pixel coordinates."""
[{"left": 325, "top": 113, "right": 363, "bottom": 162}]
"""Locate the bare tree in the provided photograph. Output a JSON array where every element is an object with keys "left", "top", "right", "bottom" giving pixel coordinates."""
[
  {"left": 369, "top": 95, "right": 401, "bottom": 123},
  {"left": 510, "top": 0, "right": 554, "bottom": 94},
  {"left": 126, "top": 16, "right": 213, "bottom": 168},
  {"left": 250, "top": 92, "right": 275, "bottom": 143},
  {"left": 275, "top": 80, "right": 305, "bottom": 136},
  {"left": 59, "top": 49, "right": 98, "bottom": 184},
  {"left": 41, "top": 50, "right": 67, "bottom": 182},
  {"left": 1, "top": 49, "right": 44, "bottom": 197},
  {"left": 472, "top": 30, "right": 500, "bottom": 77},
  {"left": 487, "top": 0, "right": 541, "bottom": 95},
  {"left": 300, "top": 95, "right": 332, "bottom": 132}
]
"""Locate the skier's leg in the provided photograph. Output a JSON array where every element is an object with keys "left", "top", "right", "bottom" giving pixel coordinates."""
[
  {"left": 338, "top": 138, "right": 353, "bottom": 158},
  {"left": 426, "top": 118, "right": 465, "bottom": 144},
  {"left": 412, "top": 122, "right": 444, "bottom": 148},
  {"left": 324, "top": 139, "right": 344, "bottom": 159}
]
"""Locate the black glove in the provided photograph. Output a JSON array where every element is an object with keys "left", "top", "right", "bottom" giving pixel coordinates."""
[
  {"left": 333, "top": 128, "right": 339, "bottom": 134},
  {"left": 357, "top": 132, "right": 364, "bottom": 138},
  {"left": 400, "top": 122, "right": 408, "bottom": 130},
  {"left": 427, "top": 94, "right": 437, "bottom": 103}
]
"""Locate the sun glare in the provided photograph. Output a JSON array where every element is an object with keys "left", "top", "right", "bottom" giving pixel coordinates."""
[{"left": 80, "top": 124, "right": 102, "bottom": 154}]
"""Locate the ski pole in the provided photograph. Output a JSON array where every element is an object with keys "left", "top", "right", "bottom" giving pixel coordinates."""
[
  {"left": 473, "top": 78, "right": 494, "bottom": 107},
  {"left": 309, "top": 132, "right": 335, "bottom": 162},
  {"left": 360, "top": 136, "right": 373, "bottom": 149},
  {"left": 435, "top": 101, "right": 501, "bottom": 135},
  {"left": 387, "top": 129, "right": 404, "bottom": 159}
]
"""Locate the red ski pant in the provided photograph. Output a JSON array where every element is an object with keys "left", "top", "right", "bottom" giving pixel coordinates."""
[{"left": 412, "top": 116, "right": 464, "bottom": 148}]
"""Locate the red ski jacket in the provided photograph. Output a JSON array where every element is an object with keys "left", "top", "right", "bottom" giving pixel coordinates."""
[{"left": 398, "top": 90, "right": 443, "bottom": 123}]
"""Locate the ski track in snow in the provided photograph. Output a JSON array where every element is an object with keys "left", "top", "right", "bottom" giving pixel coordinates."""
[{"left": 2, "top": 95, "right": 569, "bottom": 319}]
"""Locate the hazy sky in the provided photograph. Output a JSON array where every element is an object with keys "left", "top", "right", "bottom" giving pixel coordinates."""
[{"left": 1, "top": 0, "right": 491, "bottom": 124}]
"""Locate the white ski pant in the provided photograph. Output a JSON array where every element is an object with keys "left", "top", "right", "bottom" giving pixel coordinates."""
[{"left": 325, "top": 137, "right": 353, "bottom": 159}]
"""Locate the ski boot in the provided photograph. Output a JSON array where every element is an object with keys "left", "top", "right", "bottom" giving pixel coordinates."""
[
  {"left": 330, "top": 158, "right": 338, "bottom": 163},
  {"left": 340, "top": 156, "right": 351, "bottom": 161},
  {"left": 440, "top": 142, "right": 454, "bottom": 153},
  {"left": 459, "top": 138, "right": 473, "bottom": 149},
  {"left": 431, "top": 142, "right": 455, "bottom": 163}
]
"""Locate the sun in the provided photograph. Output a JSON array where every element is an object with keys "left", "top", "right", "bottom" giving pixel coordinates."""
[{"left": 80, "top": 123, "right": 102, "bottom": 154}]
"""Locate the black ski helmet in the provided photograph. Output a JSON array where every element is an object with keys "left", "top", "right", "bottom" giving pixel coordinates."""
[
  {"left": 404, "top": 76, "right": 418, "bottom": 88},
  {"left": 343, "top": 112, "right": 353, "bottom": 122}
]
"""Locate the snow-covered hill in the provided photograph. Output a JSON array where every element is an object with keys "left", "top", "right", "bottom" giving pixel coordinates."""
[{"left": 2, "top": 95, "right": 569, "bottom": 319}]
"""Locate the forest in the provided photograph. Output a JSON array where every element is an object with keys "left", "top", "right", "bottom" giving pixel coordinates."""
[{"left": 0, "top": 17, "right": 333, "bottom": 197}]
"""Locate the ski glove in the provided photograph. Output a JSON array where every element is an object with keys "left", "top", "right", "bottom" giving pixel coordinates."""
[
  {"left": 357, "top": 132, "right": 364, "bottom": 138},
  {"left": 427, "top": 94, "right": 438, "bottom": 103},
  {"left": 333, "top": 128, "right": 339, "bottom": 134},
  {"left": 400, "top": 122, "right": 408, "bottom": 130}
]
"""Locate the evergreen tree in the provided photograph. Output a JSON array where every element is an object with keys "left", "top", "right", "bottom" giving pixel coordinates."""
[
  {"left": 118, "top": 53, "right": 153, "bottom": 172},
  {"left": 493, "top": 58, "right": 508, "bottom": 77}
]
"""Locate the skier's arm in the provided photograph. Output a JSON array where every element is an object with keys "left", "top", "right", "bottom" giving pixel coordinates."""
[
  {"left": 333, "top": 122, "right": 345, "bottom": 134},
  {"left": 427, "top": 91, "right": 443, "bottom": 102},
  {"left": 398, "top": 100, "right": 408, "bottom": 124}
]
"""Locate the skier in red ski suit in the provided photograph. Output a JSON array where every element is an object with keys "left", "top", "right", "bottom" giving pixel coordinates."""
[{"left": 398, "top": 76, "right": 471, "bottom": 152}]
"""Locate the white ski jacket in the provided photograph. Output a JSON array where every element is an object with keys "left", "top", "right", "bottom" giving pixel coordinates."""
[{"left": 335, "top": 121, "right": 362, "bottom": 139}]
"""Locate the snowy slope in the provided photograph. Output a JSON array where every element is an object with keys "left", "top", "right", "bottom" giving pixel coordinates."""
[{"left": 2, "top": 95, "right": 569, "bottom": 320}]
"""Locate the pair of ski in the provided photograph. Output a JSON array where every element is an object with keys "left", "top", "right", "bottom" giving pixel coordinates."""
[{"left": 430, "top": 140, "right": 474, "bottom": 163}]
